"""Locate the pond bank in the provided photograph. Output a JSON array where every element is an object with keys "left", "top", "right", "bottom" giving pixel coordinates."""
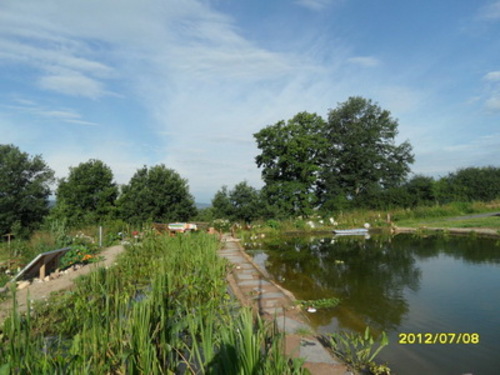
[
  {"left": 393, "top": 226, "right": 500, "bottom": 239},
  {"left": 220, "top": 234, "right": 350, "bottom": 375}
]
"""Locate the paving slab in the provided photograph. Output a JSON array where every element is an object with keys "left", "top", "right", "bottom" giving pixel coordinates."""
[
  {"left": 259, "top": 291, "right": 285, "bottom": 299},
  {"left": 237, "top": 279, "right": 271, "bottom": 286},
  {"left": 300, "top": 338, "right": 342, "bottom": 365},
  {"left": 236, "top": 273, "right": 254, "bottom": 280},
  {"left": 238, "top": 263, "right": 254, "bottom": 269},
  {"left": 275, "top": 316, "right": 310, "bottom": 334}
]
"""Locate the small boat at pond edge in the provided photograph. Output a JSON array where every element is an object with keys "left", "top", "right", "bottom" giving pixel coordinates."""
[{"left": 333, "top": 228, "right": 369, "bottom": 236}]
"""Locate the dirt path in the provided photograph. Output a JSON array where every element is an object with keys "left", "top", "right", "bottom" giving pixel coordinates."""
[{"left": 0, "top": 244, "right": 125, "bottom": 323}]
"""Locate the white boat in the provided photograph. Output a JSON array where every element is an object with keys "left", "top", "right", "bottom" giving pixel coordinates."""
[{"left": 332, "top": 228, "right": 369, "bottom": 236}]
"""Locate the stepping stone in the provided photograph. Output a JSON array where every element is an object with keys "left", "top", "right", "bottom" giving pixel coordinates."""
[
  {"left": 300, "top": 338, "right": 341, "bottom": 365},
  {"left": 237, "top": 274, "right": 254, "bottom": 280},
  {"left": 260, "top": 292, "right": 284, "bottom": 299},
  {"left": 276, "top": 316, "right": 309, "bottom": 334},
  {"left": 264, "top": 299, "right": 281, "bottom": 307},
  {"left": 238, "top": 279, "right": 271, "bottom": 286}
]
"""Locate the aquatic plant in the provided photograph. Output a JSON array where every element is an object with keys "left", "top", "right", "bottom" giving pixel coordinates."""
[{"left": 328, "top": 327, "right": 390, "bottom": 375}]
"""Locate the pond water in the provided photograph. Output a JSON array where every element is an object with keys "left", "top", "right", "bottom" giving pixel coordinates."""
[{"left": 244, "top": 233, "right": 500, "bottom": 375}]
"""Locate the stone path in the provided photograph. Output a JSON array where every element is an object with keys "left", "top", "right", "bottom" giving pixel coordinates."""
[{"left": 219, "top": 235, "right": 350, "bottom": 375}]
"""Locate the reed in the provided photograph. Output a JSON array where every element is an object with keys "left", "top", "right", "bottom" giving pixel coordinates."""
[{"left": 0, "top": 233, "right": 307, "bottom": 374}]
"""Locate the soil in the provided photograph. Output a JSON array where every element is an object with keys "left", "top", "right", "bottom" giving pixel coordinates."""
[{"left": 0, "top": 244, "right": 125, "bottom": 324}]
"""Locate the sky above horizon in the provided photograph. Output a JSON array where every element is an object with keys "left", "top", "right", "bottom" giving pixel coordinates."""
[{"left": 1, "top": 0, "right": 499, "bottom": 203}]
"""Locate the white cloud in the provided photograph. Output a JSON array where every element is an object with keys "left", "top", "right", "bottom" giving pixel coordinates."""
[
  {"left": 484, "top": 71, "right": 500, "bottom": 81},
  {"left": 347, "top": 56, "right": 381, "bottom": 67},
  {"left": 1, "top": 99, "right": 99, "bottom": 126},
  {"left": 295, "top": 0, "right": 335, "bottom": 11},
  {"left": 38, "top": 72, "right": 106, "bottom": 99},
  {"left": 485, "top": 96, "right": 500, "bottom": 111},
  {"left": 478, "top": 1, "right": 500, "bottom": 19},
  {"left": 413, "top": 133, "right": 500, "bottom": 176}
]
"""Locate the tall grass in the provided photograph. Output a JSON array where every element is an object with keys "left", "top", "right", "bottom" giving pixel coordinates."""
[{"left": 0, "top": 233, "right": 308, "bottom": 374}]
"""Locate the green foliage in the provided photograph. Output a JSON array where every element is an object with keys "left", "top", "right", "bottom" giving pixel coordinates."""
[
  {"left": 254, "top": 98, "right": 414, "bottom": 215},
  {"left": 118, "top": 164, "right": 197, "bottom": 224},
  {"left": 211, "top": 185, "right": 233, "bottom": 219},
  {"left": 59, "top": 243, "right": 100, "bottom": 269},
  {"left": 229, "top": 181, "right": 261, "bottom": 223},
  {"left": 295, "top": 297, "right": 341, "bottom": 310},
  {"left": 212, "top": 219, "right": 231, "bottom": 233},
  {"left": 328, "top": 327, "right": 390, "bottom": 374},
  {"left": 0, "top": 234, "right": 307, "bottom": 374},
  {"left": 254, "top": 112, "right": 326, "bottom": 217},
  {"left": 265, "top": 219, "right": 281, "bottom": 230},
  {"left": 212, "top": 182, "right": 261, "bottom": 223},
  {"left": 436, "top": 166, "right": 500, "bottom": 203},
  {"left": 0, "top": 144, "right": 54, "bottom": 237},
  {"left": 53, "top": 159, "right": 118, "bottom": 226},
  {"left": 321, "top": 97, "right": 414, "bottom": 208}
]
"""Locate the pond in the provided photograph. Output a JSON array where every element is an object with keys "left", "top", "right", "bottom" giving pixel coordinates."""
[{"left": 243, "top": 233, "right": 500, "bottom": 375}]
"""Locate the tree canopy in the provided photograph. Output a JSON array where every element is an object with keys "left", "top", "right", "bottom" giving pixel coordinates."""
[
  {"left": 211, "top": 182, "right": 261, "bottom": 222},
  {"left": 0, "top": 144, "right": 54, "bottom": 236},
  {"left": 320, "top": 97, "right": 414, "bottom": 208},
  {"left": 254, "top": 97, "right": 415, "bottom": 215},
  {"left": 254, "top": 112, "right": 326, "bottom": 216},
  {"left": 53, "top": 159, "right": 118, "bottom": 225},
  {"left": 118, "top": 165, "right": 196, "bottom": 223}
]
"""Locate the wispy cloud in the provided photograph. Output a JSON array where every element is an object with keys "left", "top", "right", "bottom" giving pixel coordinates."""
[
  {"left": 481, "top": 71, "right": 500, "bottom": 112},
  {"left": 1, "top": 100, "right": 99, "bottom": 126},
  {"left": 295, "top": 0, "right": 335, "bottom": 11},
  {"left": 478, "top": 1, "right": 500, "bottom": 19},
  {"left": 347, "top": 56, "right": 381, "bottom": 67},
  {"left": 38, "top": 72, "right": 107, "bottom": 99},
  {"left": 485, "top": 96, "right": 500, "bottom": 111},
  {"left": 484, "top": 71, "right": 500, "bottom": 81}
]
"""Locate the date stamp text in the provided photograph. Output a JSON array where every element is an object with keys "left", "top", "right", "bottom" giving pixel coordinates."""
[{"left": 398, "top": 333, "right": 479, "bottom": 344}]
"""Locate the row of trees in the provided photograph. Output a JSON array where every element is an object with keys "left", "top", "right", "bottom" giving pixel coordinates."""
[
  {"left": 0, "top": 144, "right": 197, "bottom": 236},
  {"left": 51, "top": 161, "right": 196, "bottom": 226},
  {"left": 2, "top": 96, "right": 500, "bottom": 234},
  {"left": 211, "top": 97, "right": 500, "bottom": 220},
  {"left": 210, "top": 166, "right": 500, "bottom": 222},
  {"left": 253, "top": 97, "right": 414, "bottom": 216}
]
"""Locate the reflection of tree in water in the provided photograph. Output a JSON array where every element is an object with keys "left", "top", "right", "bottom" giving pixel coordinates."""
[
  {"left": 248, "top": 233, "right": 500, "bottom": 333},
  {"left": 252, "top": 235, "right": 420, "bottom": 332}
]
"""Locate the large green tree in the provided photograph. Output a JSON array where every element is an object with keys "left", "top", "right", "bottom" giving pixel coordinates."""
[
  {"left": 320, "top": 97, "right": 414, "bottom": 209},
  {"left": 229, "top": 181, "right": 261, "bottom": 223},
  {"left": 254, "top": 112, "right": 327, "bottom": 216},
  {"left": 211, "top": 186, "right": 233, "bottom": 219},
  {"left": 118, "top": 165, "right": 196, "bottom": 223},
  {"left": 0, "top": 144, "right": 54, "bottom": 236},
  {"left": 211, "top": 182, "right": 261, "bottom": 222},
  {"left": 54, "top": 159, "right": 118, "bottom": 225}
]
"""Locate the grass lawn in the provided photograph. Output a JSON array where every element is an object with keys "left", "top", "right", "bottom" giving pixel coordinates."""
[{"left": 394, "top": 214, "right": 500, "bottom": 231}]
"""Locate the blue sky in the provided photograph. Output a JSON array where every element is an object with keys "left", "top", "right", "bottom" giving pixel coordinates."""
[{"left": 1, "top": 0, "right": 499, "bottom": 203}]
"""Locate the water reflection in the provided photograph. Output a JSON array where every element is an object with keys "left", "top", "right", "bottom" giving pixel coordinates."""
[
  {"left": 244, "top": 233, "right": 500, "bottom": 374},
  {"left": 244, "top": 234, "right": 500, "bottom": 333}
]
